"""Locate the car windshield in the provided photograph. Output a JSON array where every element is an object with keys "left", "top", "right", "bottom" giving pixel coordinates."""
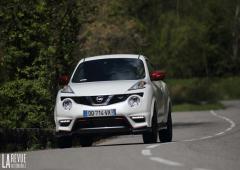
[{"left": 72, "top": 58, "right": 145, "bottom": 83}]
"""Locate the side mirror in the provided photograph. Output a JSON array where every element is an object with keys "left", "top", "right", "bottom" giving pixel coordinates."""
[
  {"left": 150, "top": 71, "right": 166, "bottom": 81},
  {"left": 58, "top": 75, "right": 70, "bottom": 86}
]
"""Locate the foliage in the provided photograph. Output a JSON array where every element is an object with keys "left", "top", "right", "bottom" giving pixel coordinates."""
[
  {"left": 0, "top": 0, "right": 86, "bottom": 128},
  {"left": 0, "top": 79, "right": 52, "bottom": 128},
  {"left": 140, "top": 0, "right": 240, "bottom": 77},
  {"left": 167, "top": 77, "right": 240, "bottom": 105},
  {"left": 168, "top": 78, "right": 219, "bottom": 104},
  {"left": 78, "top": 0, "right": 147, "bottom": 57}
]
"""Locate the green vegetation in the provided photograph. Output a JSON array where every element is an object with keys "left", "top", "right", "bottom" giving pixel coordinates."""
[
  {"left": 173, "top": 102, "right": 224, "bottom": 112},
  {"left": 168, "top": 77, "right": 240, "bottom": 111},
  {"left": 0, "top": 0, "right": 239, "bottom": 129},
  {"left": 0, "top": 0, "right": 90, "bottom": 128},
  {"left": 167, "top": 77, "right": 240, "bottom": 103}
]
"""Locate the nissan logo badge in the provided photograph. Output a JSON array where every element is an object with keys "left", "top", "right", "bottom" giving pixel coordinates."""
[{"left": 96, "top": 96, "right": 104, "bottom": 103}]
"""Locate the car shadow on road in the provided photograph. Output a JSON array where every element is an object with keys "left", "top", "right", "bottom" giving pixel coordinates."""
[
  {"left": 83, "top": 122, "right": 213, "bottom": 148},
  {"left": 93, "top": 142, "right": 145, "bottom": 147},
  {"left": 93, "top": 139, "right": 176, "bottom": 147},
  {"left": 82, "top": 122, "right": 214, "bottom": 148}
]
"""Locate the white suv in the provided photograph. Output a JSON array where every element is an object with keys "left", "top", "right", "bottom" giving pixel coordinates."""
[{"left": 54, "top": 54, "right": 172, "bottom": 147}]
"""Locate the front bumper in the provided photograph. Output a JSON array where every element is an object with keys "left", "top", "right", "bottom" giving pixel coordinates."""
[
  {"left": 55, "top": 125, "right": 152, "bottom": 137},
  {"left": 54, "top": 90, "right": 153, "bottom": 136}
]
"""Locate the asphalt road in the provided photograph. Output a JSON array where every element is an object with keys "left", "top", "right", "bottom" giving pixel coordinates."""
[{"left": 25, "top": 101, "right": 240, "bottom": 170}]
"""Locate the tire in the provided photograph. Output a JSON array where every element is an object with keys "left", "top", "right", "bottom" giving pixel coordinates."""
[
  {"left": 57, "top": 136, "right": 72, "bottom": 148},
  {"left": 159, "top": 108, "right": 172, "bottom": 143},
  {"left": 79, "top": 135, "right": 93, "bottom": 147},
  {"left": 142, "top": 111, "right": 158, "bottom": 144}
]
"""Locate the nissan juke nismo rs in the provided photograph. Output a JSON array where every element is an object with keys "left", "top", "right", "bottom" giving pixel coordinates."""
[{"left": 54, "top": 54, "right": 172, "bottom": 147}]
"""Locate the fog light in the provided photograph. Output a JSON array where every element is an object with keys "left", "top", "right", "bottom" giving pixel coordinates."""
[
  {"left": 59, "top": 119, "right": 72, "bottom": 126},
  {"left": 128, "top": 96, "right": 140, "bottom": 107},
  {"left": 62, "top": 99, "right": 72, "bottom": 110},
  {"left": 131, "top": 116, "right": 145, "bottom": 123}
]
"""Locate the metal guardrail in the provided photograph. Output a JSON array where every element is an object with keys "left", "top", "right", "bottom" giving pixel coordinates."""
[
  {"left": 0, "top": 128, "right": 56, "bottom": 152},
  {"left": 0, "top": 128, "right": 110, "bottom": 152},
  {"left": 0, "top": 128, "right": 54, "bottom": 132}
]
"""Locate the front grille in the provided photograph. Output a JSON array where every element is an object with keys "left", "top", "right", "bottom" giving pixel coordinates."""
[
  {"left": 73, "top": 116, "right": 131, "bottom": 130},
  {"left": 70, "top": 96, "right": 91, "bottom": 105},
  {"left": 61, "top": 93, "right": 143, "bottom": 106},
  {"left": 91, "top": 95, "right": 109, "bottom": 104}
]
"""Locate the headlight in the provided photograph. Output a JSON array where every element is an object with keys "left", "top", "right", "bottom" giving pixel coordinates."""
[
  {"left": 128, "top": 81, "right": 146, "bottom": 91},
  {"left": 62, "top": 99, "right": 72, "bottom": 110},
  {"left": 61, "top": 85, "right": 74, "bottom": 93},
  {"left": 128, "top": 96, "right": 141, "bottom": 107}
]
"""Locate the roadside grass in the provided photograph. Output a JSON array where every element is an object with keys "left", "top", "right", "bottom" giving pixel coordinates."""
[
  {"left": 167, "top": 76, "right": 240, "bottom": 112},
  {"left": 167, "top": 76, "right": 240, "bottom": 100},
  {"left": 173, "top": 102, "right": 225, "bottom": 112}
]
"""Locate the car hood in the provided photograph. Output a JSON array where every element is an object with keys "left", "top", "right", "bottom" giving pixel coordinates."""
[{"left": 69, "top": 80, "right": 139, "bottom": 96}]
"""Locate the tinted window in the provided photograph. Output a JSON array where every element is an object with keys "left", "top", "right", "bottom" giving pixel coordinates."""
[{"left": 72, "top": 58, "right": 145, "bottom": 83}]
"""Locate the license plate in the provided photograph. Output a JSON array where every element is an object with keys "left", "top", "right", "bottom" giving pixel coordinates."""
[{"left": 83, "top": 109, "right": 116, "bottom": 117}]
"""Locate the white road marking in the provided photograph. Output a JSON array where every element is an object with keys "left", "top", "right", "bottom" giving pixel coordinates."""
[
  {"left": 183, "top": 138, "right": 199, "bottom": 142},
  {"left": 215, "top": 132, "right": 224, "bottom": 136},
  {"left": 199, "top": 136, "right": 212, "bottom": 140},
  {"left": 226, "top": 127, "right": 232, "bottom": 131},
  {"left": 150, "top": 157, "right": 183, "bottom": 166},
  {"left": 141, "top": 110, "right": 236, "bottom": 170},
  {"left": 141, "top": 149, "right": 152, "bottom": 156},
  {"left": 183, "top": 110, "right": 236, "bottom": 142},
  {"left": 146, "top": 144, "right": 160, "bottom": 149},
  {"left": 210, "top": 110, "right": 235, "bottom": 130}
]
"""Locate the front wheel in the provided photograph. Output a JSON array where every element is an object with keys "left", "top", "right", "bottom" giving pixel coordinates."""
[
  {"left": 142, "top": 112, "right": 158, "bottom": 144},
  {"left": 57, "top": 136, "right": 72, "bottom": 148},
  {"left": 159, "top": 108, "right": 172, "bottom": 143},
  {"left": 79, "top": 135, "right": 94, "bottom": 147}
]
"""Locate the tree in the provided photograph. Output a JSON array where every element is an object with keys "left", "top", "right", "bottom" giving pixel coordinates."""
[{"left": 0, "top": 0, "right": 83, "bottom": 128}]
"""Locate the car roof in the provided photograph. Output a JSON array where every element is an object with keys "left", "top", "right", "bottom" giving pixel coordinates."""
[{"left": 83, "top": 54, "right": 146, "bottom": 62}]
